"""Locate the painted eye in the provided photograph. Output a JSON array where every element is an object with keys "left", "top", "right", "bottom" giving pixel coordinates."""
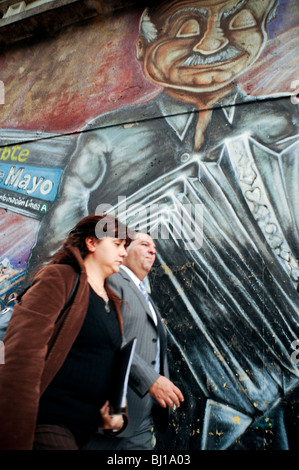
[
  {"left": 229, "top": 9, "right": 257, "bottom": 30},
  {"left": 177, "top": 19, "right": 200, "bottom": 37}
]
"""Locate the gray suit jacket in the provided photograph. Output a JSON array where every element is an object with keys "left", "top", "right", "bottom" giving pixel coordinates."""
[{"left": 107, "top": 268, "right": 169, "bottom": 437}]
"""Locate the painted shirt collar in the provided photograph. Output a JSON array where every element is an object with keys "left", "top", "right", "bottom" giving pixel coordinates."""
[{"left": 156, "top": 87, "right": 244, "bottom": 140}]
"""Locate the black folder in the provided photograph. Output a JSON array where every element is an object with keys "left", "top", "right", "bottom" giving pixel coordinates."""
[{"left": 109, "top": 337, "right": 137, "bottom": 413}]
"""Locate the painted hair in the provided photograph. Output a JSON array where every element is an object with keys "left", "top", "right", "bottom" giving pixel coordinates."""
[{"left": 139, "top": 0, "right": 280, "bottom": 44}]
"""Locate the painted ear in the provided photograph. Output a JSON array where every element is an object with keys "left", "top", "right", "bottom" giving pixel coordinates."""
[{"left": 136, "top": 37, "right": 146, "bottom": 60}]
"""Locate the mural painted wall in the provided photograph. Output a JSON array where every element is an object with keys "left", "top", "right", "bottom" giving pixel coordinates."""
[{"left": 0, "top": 0, "right": 298, "bottom": 450}]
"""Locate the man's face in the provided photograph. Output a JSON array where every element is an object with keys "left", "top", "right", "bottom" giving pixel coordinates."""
[
  {"left": 123, "top": 232, "right": 156, "bottom": 280},
  {"left": 138, "top": 0, "right": 277, "bottom": 93}
]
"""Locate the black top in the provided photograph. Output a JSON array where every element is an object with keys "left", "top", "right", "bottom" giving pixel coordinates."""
[{"left": 37, "top": 287, "right": 122, "bottom": 445}]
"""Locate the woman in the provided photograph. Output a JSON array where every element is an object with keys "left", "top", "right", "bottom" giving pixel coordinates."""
[{"left": 0, "top": 214, "right": 131, "bottom": 450}]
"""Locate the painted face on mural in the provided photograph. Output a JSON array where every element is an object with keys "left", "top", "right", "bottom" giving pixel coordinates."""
[{"left": 137, "top": 0, "right": 278, "bottom": 94}]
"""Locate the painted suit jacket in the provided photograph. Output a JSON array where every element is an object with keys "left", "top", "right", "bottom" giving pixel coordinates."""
[{"left": 29, "top": 88, "right": 299, "bottom": 448}]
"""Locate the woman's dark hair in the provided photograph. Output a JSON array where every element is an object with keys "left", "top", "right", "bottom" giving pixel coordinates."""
[
  {"left": 49, "top": 213, "right": 131, "bottom": 266},
  {"left": 45, "top": 214, "right": 129, "bottom": 329}
]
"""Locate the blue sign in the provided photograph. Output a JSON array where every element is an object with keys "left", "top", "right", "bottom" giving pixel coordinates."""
[{"left": 0, "top": 163, "right": 63, "bottom": 202}]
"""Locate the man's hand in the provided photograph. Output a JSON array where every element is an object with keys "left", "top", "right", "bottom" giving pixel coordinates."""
[{"left": 149, "top": 376, "right": 184, "bottom": 409}]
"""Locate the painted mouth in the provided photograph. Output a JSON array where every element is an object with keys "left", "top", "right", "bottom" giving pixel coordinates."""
[{"left": 179, "top": 45, "right": 242, "bottom": 67}]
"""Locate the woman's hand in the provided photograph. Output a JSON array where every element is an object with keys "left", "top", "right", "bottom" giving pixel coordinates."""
[{"left": 99, "top": 401, "right": 124, "bottom": 430}]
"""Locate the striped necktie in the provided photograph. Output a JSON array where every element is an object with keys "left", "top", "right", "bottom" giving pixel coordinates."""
[
  {"left": 139, "top": 281, "right": 166, "bottom": 373},
  {"left": 139, "top": 281, "right": 151, "bottom": 306}
]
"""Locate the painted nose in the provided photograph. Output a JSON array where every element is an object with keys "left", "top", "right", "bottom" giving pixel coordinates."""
[
  {"left": 193, "top": 33, "right": 229, "bottom": 55},
  {"left": 193, "top": 16, "right": 229, "bottom": 55}
]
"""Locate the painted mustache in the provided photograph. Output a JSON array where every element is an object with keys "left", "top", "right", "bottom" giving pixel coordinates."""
[{"left": 180, "top": 45, "right": 242, "bottom": 66}]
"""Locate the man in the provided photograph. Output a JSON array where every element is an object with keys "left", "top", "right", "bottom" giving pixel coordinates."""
[
  {"left": 28, "top": 0, "right": 298, "bottom": 449},
  {"left": 87, "top": 231, "right": 184, "bottom": 450}
]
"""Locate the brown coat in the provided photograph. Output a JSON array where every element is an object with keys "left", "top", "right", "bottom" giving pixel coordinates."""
[{"left": 0, "top": 246, "right": 123, "bottom": 450}]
